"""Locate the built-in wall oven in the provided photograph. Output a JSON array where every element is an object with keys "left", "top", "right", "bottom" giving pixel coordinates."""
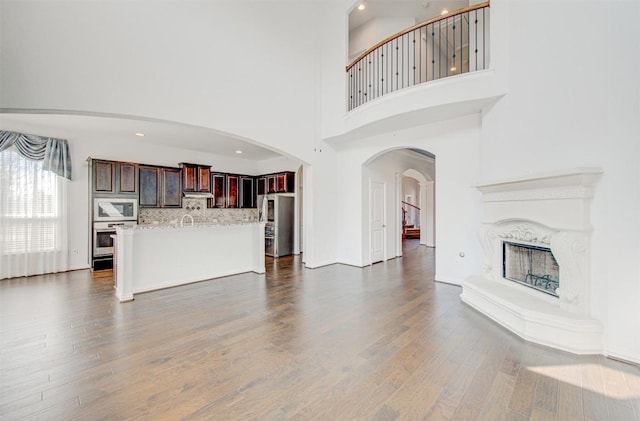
[
  {"left": 92, "top": 198, "right": 138, "bottom": 270},
  {"left": 93, "top": 221, "right": 137, "bottom": 257}
]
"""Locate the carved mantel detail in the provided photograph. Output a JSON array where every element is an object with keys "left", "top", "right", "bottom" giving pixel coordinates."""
[{"left": 498, "top": 223, "right": 552, "bottom": 245}]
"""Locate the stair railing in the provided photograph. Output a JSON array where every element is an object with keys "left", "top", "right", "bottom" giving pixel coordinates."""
[{"left": 401, "top": 201, "right": 421, "bottom": 238}]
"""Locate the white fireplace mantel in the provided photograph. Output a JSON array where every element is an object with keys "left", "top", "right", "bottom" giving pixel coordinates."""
[{"left": 461, "top": 168, "right": 604, "bottom": 354}]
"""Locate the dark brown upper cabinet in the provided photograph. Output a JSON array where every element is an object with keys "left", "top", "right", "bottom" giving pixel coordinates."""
[
  {"left": 267, "top": 176, "right": 276, "bottom": 194},
  {"left": 139, "top": 165, "right": 181, "bottom": 208},
  {"left": 241, "top": 177, "right": 255, "bottom": 208},
  {"left": 211, "top": 173, "right": 226, "bottom": 208},
  {"left": 138, "top": 166, "right": 161, "bottom": 207},
  {"left": 93, "top": 159, "right": 137, "bottom": 195},
  {"left": 180, "top": 163, "right": 211, "bottom": 193},
  {"left": 261, "top": 171, "right": 295, "bottom": 194},
  {"left": 227, "top": 175, "right": 239, "bottom": 208},
  {"left": 257, "top": 177, "right": 266, "bottom": 196},
  {"left": 93, "top": 160, "right": 115, "bottom": 193},
  {"left": 161, "top": 167, "right": 182, "bottom": 208},
  {"left": 118, "top": 162, "right": 138, "bottom": 194}
]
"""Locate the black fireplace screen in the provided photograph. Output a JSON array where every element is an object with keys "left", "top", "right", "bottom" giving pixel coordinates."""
[{"left": 502, "top": 242, "right": 559, "bottom": 297}]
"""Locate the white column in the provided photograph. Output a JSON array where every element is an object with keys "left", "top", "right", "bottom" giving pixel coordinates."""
[
  {"left": 396, "top": 173, "right": 403, "bottom": 257},
  {"left": 115, "top": 228, "right": 134, "bottom": 302},
  {"left": 419, "top": 182, "right": 427, "bottom": 245},
  {"left": 425, "top": 181, "right": 435, "bottom": 247}
]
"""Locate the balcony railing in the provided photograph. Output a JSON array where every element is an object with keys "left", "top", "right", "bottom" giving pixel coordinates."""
[{"left": 346, "top": 2, "right": 490, "bottom": 111}]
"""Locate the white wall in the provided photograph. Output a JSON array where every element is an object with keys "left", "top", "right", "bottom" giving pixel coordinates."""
[
  {"left": 3, "top": 0, "right": 637, "bottom": 363},
  {"left": 0, "top": 0, "right": 342, "bottom": 269},
  {"left": 336, "top": 114, "right": 482, "bottom": 284},
  {"left": 0, "top": 0, "right": 318, "bottom": 163},
  {"left": 478, "top": 1, "right": 640, "bottom": 363}
]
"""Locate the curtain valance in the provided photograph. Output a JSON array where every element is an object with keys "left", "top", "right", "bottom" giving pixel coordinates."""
[{"left": 0, "top": 130, "right": 72, "bottom": 180}]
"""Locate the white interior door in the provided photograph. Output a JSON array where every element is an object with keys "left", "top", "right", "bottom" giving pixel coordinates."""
[{"left": 370, "top": 181, "right": 385, "bottom": 264}]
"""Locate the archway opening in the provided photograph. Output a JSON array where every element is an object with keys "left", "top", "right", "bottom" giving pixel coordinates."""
[{"left": 362, "top": 147, "right": 435, "bottom": 265}]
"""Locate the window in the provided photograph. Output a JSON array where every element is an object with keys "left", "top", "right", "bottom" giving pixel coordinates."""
[
  {"left": 0, "top": 149, "right": 63, "bottom": 253},
  {"left": 0, "top": 146, "right": 70, "bottom": 280}
]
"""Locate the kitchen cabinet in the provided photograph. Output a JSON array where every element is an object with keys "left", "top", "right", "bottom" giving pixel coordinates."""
[
  {"left": 180, "top": 163, "right": 211, "bottom": 193},
  {"left": 139, "top": 165, "right": 182, "bottom": 208},
  {"left": 161, "top": 167, "right": 182, "bottom": 207},
  {"left": 278, "top": 172, "right": 295, "bottom": 193},
  {"left": 262, "top": 171, "right": 295, "bottom": 194},
  {"left": 211, "top": 173, "right": 256, "bottom": 208},
  {"left": 139, "top": 166, "right": 161, "bottom": 207},
  {"left": 267, "top": 176, "right": 277, "bottom": 194},
  {"left": 227, "top": 175, "right": 239, "bottom": 208},
  {"left": 241, "top": 177, "right": 255, "bottom": 208},
  {"left": 211, "top": 173, "right": 226, "bottom": 208},
  {"left": 118, "top": 162, "right": 138, "bottom": 194},
  {"left": 93, "top": 160, "right": 115, "bottom": 193},
  {"left": 257, "top": 177, "right": 266, "bottom": 196},
  {"left": 92, "top": 159, "right": 137, "bottom": 195}
]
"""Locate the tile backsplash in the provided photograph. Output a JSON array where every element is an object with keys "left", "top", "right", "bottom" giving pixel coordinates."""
[{"left": 139, "top": 198, "right": 258, "bottom": 225}]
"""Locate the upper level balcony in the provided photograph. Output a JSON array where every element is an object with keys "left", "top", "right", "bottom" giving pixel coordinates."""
[{"left": 346, "top": 2, "right": 490, "bottom": 111}]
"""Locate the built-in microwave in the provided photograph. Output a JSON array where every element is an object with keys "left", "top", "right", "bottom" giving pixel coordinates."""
[{"left": 94, "top": 198, "right": 138, "bottom": 222}]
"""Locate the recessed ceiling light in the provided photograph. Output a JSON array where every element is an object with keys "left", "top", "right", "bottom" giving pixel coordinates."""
[
  {"left": 441, "top": 9, "right": 449, "bottom": 15},
  {"left": 135, "top": 133, "right": 145, "bottom": 137},
  {"left": 235, "top": 150, "right": 243, "bottom": 154},
  {"left": 357, "top": 3, "right": 365, "bottom": 11}
]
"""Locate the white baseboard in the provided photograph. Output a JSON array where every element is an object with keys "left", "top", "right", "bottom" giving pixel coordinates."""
[{"left": 606, "top": 346, "right": 640, "bottom": 366}]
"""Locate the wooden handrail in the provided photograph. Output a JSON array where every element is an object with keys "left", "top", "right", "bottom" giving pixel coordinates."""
[
  {"left": 401, "top": 200, "right": 421, "bottom": 211},
  {"left": 346, "top": 1, "right": 490, "bottom": 72}
]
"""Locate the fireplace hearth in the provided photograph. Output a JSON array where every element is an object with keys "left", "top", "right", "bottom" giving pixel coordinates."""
[{"left": 461, "top": 168, "right": 604, "bottom": 354}]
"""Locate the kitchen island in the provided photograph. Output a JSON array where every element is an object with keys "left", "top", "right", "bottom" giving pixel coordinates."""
[{"left": 114, "top": 222, "right": 265, "bottom": 302}]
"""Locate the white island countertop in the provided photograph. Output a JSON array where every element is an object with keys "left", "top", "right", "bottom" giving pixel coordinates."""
[{"left": 114, "top": 221, "right": 265, "bottom": 302}]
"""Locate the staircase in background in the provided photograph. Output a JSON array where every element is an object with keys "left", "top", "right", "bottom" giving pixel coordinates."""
[
  {"left": 401, "top": 200, "right": 421, "bottom": 239},
  {"left": 404, "top": 225, "right": 421, "bottom": 239}
]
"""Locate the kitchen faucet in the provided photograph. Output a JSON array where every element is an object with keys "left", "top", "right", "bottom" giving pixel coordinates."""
[{"left": 180, "top": 213, "right": 194, "bottom": 227}]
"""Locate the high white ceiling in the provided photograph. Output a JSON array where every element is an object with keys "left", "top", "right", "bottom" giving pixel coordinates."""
[
  {"left": 349, "top": 0, "right": 470, "bottom": 32},
  {"left": 0, "top": 113, "right": 281, "bottom": 161},
  {"left": 1, "top": 2, "right": 471, "bottom": 161}
]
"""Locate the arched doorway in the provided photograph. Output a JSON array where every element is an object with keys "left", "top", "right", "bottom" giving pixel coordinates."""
[{"left": 363, "top": 148, "right": 435, "bottom": 264}]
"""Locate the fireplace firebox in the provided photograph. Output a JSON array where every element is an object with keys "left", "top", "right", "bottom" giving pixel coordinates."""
[{"left": 502, "top": 242, "right": 559, "bottom": 297}]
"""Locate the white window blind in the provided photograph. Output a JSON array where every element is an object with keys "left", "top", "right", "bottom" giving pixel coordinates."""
[{"left": 0, "top": 148, "right": 68, "bottom": 279}]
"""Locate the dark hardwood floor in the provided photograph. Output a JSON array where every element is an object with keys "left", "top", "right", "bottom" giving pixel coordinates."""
[{"left": 1, "top": 240, "right": 639, "bottom": 420}]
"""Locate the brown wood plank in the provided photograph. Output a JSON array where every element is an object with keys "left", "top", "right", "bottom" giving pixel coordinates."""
[{"left": 0, "top": 240, "right": 638, "bottom": 420}]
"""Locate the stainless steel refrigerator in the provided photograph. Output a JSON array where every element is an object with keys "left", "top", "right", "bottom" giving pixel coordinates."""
[{"left": 259, "top": 194, "right": 294, "bottom": 257}]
